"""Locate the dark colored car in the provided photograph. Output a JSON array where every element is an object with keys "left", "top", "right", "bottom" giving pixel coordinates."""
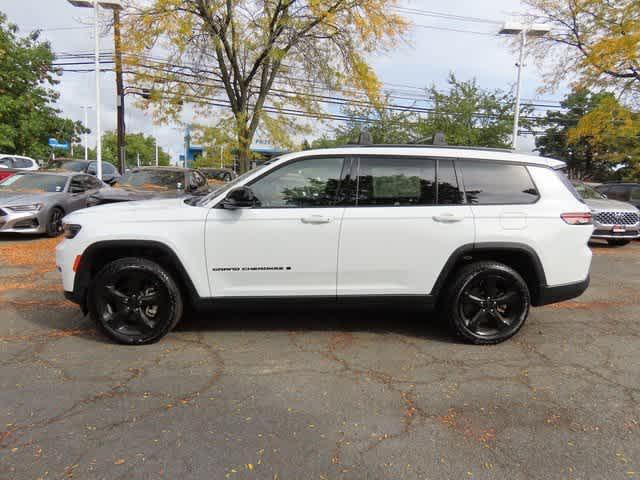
[
  {"left": 87, "top": 166, "right": 210, "bottom": 206},
  {"left": 47, "top": 159, "right": 121, "bottom": 185},
  {"left": 198, "top": 167, "right": 237, "bottom": 183},
  {"left": 595, "top": 183, "right": 640, "bottom": 209}
]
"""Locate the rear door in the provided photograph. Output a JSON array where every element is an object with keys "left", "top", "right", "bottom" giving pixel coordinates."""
[{"left": 337, "top": 156, "right": 475, "bottom": 297}]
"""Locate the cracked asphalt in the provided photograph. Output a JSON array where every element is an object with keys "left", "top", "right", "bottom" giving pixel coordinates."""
[{"left": 0, "top": 236, "right": 639, "bottom": 479}]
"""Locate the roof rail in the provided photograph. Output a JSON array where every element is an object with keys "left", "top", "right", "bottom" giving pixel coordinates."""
[{"left": 338, "top": 144, "right": 514, "bottom": 154}]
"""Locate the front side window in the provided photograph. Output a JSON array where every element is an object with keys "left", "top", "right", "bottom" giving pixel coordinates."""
[
  {"left": 356, "top": 157, "right": 436, "bottom": 206},
  {"left": 249, "top": 157, "right": 344, "bottom": 208},
  {"left": 14, "top": 158, "right": 32, "bottom": 168},
  {"left": 458, "top": 160, "right": 539, "bottom": 205}
]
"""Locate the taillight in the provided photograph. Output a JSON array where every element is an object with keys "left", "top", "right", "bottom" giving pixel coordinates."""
[{"left": 561, "top": 212, "right": 593, "bottom": 225}]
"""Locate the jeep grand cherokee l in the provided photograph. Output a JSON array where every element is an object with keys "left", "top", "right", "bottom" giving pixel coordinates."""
[{"left": 56, "top": 146, "right": 593, "bottom": 345}]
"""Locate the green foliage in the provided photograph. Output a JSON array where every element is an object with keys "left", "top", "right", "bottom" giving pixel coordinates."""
[
  {"left": 313, "top": 74, "right": 521, "bottom": 150},
  {"left": 100, "top": 131, "right": 170, "bottom": 168},
  {"left": 536, "top": 89, "right": 640, "bottom": 181},
  {"left": 0, "top": 12, "right": 84, "bottom": 159}
]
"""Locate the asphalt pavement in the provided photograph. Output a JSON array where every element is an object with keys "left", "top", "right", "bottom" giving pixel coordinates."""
[{"left": 0, "top": 236, "right": 638, "bottom": 479}]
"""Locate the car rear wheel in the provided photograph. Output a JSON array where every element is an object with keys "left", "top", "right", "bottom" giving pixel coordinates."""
[
  {"left": 88, "top": 257, "right": 183, "bottom": 345},
  {"left": 606, "top": 239, "right": 631, "bottom": 246},
  {"left": 46, "top": 207, "right": 64, "bottom": 237},
  {"left": 444, "top": 261, "right": 530, "bottom": 345}
]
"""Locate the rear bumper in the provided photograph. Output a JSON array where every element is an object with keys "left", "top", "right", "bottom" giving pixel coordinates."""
[{"left": 534, "top": 276, "right": 590, "bottom": 306}]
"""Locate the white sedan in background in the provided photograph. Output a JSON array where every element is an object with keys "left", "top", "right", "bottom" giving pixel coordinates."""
[{"left": 0, "top": 155, "right": 40, "bottom": 171}]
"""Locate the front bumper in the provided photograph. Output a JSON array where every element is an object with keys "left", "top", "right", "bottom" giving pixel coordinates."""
[
  {"left": 591, "top": 228, "right": 640, "bottom": 240},
  {"left": 0, "top": 208, "right": 46, "bottom": 234}
]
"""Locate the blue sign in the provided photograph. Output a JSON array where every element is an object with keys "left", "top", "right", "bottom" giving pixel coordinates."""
[{"left": 48, "top": 138, "right": 69, "bottom": 150}]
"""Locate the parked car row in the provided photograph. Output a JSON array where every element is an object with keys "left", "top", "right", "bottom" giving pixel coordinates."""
[{"left": 0, "top": 164, "right": 234, "bottom": 236}]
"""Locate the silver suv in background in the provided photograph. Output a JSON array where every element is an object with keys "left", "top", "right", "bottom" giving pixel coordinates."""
[{"left": 573, "top": 182, "right": 640, "bottom": 246}]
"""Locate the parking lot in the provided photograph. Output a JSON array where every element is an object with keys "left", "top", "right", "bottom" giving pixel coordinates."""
[{"left": 0, "top": 237, "right": 638, "bottom": 479}]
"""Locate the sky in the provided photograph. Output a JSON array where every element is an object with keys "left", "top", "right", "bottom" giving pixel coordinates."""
[{"left": 2, "top": 0, "right": 564, "bottom": 161}]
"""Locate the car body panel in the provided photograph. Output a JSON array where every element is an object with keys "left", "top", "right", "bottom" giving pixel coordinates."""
[
  {"left": 56, "top": 147, "right": 589, "bottom": 309},
  {"left": 0, "top": 172, "right": 104, "bottom": 234}
]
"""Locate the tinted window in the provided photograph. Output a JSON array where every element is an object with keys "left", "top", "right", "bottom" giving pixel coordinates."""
[
  {"left": 356, "top": 157, "right": 436, "bottom": 206},
  {"left": 103, "top": 163, "right": 115, "bottom": 174},
  {"left": 0, "top": 158, "right": 13, "bottom": 168},
  {"left": 250, "top": 157, "right": 344, "bottom": 208},
  {"left": 59, "top": 161, "right": 89, "bottom": 172},
  {"left": 631, "top": 187, "right": 640, "bottom": 201},
  {"left": 0, "top": 173, "right": 67, "bottom": 192},
  {"left": 84, "top": 175, "right": 103, "bottom": 189},
  {"left": 14, "top": 157, "right": 32, "bottom": 168},
  {"left": 69, "top": 177, "right": 87, "bottom": 193},
  {"left": 438, "top": 159, "right": 463, "bottom": 205},
  {"left": 458, "top": 161, "right": 539, "bottom": 205},
  {"left": 607, "top": 186, "right": 630, "bottom": 201},
  {"left": 116, "top": 170, "right": 185, "bottom": 191}
]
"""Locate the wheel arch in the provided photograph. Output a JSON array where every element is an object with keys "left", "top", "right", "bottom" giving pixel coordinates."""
[
  {"left": 431, "top": 242, "right": 547, "bottom": 306},
  {"left": 73, "top": 240, "right": 199, "bottom": 313}
]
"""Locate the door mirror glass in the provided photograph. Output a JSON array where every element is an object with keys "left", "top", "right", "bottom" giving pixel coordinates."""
[
  {"left": 176, "top": 182, "right": 184, "bottom": 191},
  {"left": 222, "top": 186, "right": 258, "bottom": 209}
]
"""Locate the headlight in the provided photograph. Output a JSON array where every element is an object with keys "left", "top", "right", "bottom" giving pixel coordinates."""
[
  {"left": 63, "top": 223, "right": 82, "bottom": 239},
  {"left": 7, "top": 203, "right": 43, "bottom": 212}
]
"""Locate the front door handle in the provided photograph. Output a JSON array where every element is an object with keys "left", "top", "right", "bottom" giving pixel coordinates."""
[
  {"left": 433, "top": 213, "right": 464, "bottom": 223},
  {"left": 301, "top": 215, "right": 332, "bottom": 224}
]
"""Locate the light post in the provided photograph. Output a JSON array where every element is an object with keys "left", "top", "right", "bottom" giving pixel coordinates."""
[
  {"left": 67, "top": 1, "right": 123, "bottom": 178},
  {"left": 80, "top": 105, "right": 93, "bottom": 161},
  {"left": 499, "top": 22, "right": 550, "bottom": 150}
]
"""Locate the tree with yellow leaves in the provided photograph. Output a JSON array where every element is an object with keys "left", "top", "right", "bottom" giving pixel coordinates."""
[
  {"left": 523, "top": 0, "right": 640, "bottom": 102},
  {"left": 122, "top": 0, "right": 407, "bottom": 172}
]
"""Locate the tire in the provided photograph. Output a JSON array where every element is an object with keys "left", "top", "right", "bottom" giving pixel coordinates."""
[
  {"left": 606, "top": 239, "right": 631, "bottom": 247},
  {"left": 46, "top": 207, "right": 64, "bottom": 237},
  {"left": 443, "top": 261, "right": 530, "bottom": 345},
  {"left": 88, "top": 257, "right": 183, "bottom": 345}
]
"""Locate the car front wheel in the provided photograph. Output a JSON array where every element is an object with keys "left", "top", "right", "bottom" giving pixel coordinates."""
[
  {"left": 444, "top": 261, "right": 530, "bottom": 345},
  {"left": 88, "top": 257, "right": 183, "bottom": 345}
]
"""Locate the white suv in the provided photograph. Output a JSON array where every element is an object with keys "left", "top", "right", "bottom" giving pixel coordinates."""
[{"left": 56, "top": 146, "right": 593, "bottom": 345}]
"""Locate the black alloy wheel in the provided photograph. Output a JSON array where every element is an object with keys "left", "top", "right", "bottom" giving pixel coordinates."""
[
  {"left": 446, "top": 262, "right": 530, "bottom": 344},
  {"left": 89, "top": 258, "right": 183, "bottom": 344},
  {"left": 46, "top": 207, "right": 64, "bottom": 237}
]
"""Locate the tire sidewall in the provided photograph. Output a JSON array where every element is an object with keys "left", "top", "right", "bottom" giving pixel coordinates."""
[
  {"left": 46, "top": 207, "right": 64, "bottom": 237},
  {"left": 448, "top": 263, "right": 530, "bottom": 344},
  {"left": 88, "top": 258, "right": 183, "bottom": 345}
]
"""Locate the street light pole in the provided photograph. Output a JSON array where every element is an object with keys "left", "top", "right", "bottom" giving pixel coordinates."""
[
  {"left": 499, "top": 22, "right": 550, "bottom": 150},
  {"left": 511, "top": 29, "right": 527, "bottom": 150},
  {"left": 67, "top": 0, "right": 123, "bottom": 176},
  {"left": 93, "top": 0, "right": 102, "bottom": 179}
]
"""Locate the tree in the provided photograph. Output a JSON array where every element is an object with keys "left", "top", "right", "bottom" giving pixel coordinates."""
[
  {"left": 100, "top": 131, "right": 171, "bottom": 167},
  {"left": 123, "top": 0, "right": 407, "bottom": 172},
  {"left": 536, "top": 89, "right": 640, "bottom": 180},
  {"left": 523, "top": 0, "right": 640, "bottom": 102},
  {"left": 415, "top": 74, "right": 524, "bottom": 148},
  {"left": 0, "top": 12, "right": 84, "bottom": 158}
]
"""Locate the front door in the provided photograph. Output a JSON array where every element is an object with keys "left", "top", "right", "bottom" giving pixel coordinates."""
[
  {"left": 205, "top": 156, "right": 349, "bottom": 297},
  {"left": 337, "top": 156, "right": 475, "bottom": 297}
]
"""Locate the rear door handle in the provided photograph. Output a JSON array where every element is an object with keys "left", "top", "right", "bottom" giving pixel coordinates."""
[
  {"left": 433, "top": 213, "right": 465, "bottom": 223},
  {"left": 301, "top": 215, "right": 332, "bottom": 224}
]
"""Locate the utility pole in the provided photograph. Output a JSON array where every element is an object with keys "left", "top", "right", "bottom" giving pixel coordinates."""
[
  {"left": 113, "top": 8, "right": 126, "bottom": 174},
  {"left": 80, "top": 105, "right": 93, "bottom": 161},
  {"left": 220, "top": 145, "right": 224, "bottom": 168},
  {"left": 155, "top": 138, "right": 159, "bottom": 166}
]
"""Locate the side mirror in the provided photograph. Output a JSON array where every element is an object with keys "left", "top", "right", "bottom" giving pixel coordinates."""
[
  {"left": 176, "top": 182, "right": 184, "bottom": 191},
  {"left": 222, "top": 186, "right": 258, "bottom": 209}
]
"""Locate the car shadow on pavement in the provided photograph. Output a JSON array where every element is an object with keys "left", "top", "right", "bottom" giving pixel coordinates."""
[{"left": 174, "top": 306, "right": 459, "bottom": 344}]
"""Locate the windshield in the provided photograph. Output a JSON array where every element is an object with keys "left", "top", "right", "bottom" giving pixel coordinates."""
[
  {"left": 573, "top": 182, "right": 605, "bottom": 200},
  {"left": 114, "top": 170, "right": 184, "bottom": 191},
  {"left": 0, "top": 173, "right": 67, "bottom": 193},
  {"left": 194, "top": 162, "right": 273, "bottom": 206},
  {"left": 53, "top": 160, "right": 88, "bottom": 172}
]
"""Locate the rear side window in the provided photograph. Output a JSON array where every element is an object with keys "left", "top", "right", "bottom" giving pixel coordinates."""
[
  {"left": 356, "top": 157, "right": 436, "bottom": 206},
  {"left": 14, "top": 158, "right": 32, "bottom": 168},
  {"left": 458, "top": 160, "right": 539, "bottom": 205}
]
